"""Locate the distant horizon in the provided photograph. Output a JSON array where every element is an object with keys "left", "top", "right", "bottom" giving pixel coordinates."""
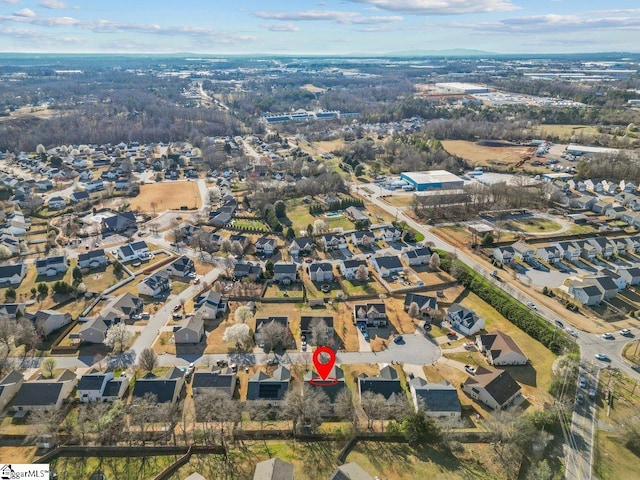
[{"left": 0, "top": 1, "right": 639, "bottom": 56}]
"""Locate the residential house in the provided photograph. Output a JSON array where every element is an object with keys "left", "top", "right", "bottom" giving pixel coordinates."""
[
  {"left": 101, "top": 211, "right": 136, "bottom": 234},
  {"left": 319, "top": 234, "right": 347, "bottom": 251},
  {"left": 34, "top": 179, "right": 53, "bottom": 191},
  {"left": 536, "top": 246, "right": 561, "bottom": 264},
  {"left": 568, "top": 179, "right": 586, "bottom": 192},
  {"left": 233, "top": 262, "right": 262, "bottom": 281},
  {"left": 117, "top": 240, "right": 150, "bottom": 262},
  {"left": 114, "top": 179, "right": 130, "bottom": 191},
  {"left": 78, "top": 318, "right": 111, "bottom": 344},
  {"left": 588, "top": 237, "right": 614, "bottom": 258},
  {"left": 300, "top": 315, "right": 334, "bottom": 340},
  {"left": 77, "top": 370, "right": 127, "bottom": 403},
  {"left": 573, "top": 195, "right": 596, "bottom": 210},
  {"left": 374, "top": 226, "right": 402, "bottom": 242},
  {"left": 329, "top": 463, "right": 374, "bottom": 480},
  {"left": 304, "top": 365, "right": 346, "bottom": 411},
  {"left": 358, "top": 365, "right": 403, "bottom": 403},
  {"left": 137, "top": 274, "right": 171, "bottom": 298},
  {"left": 78, "top": 249, "right": 108, "bottom": 269},
  {"left": 601, "top": 269, "right": 628, "bottom": 290},
  {"left": 48, "top": 196, "right": 67, "bottom": 210},
  {"left": 401, "top": 246, "right": 432, "bottom": 266},
  {"left": 174, "top": 315, "right": 204, "bottom": 344},
  {"left": 0, "top": 263, "right": 26, "bottom": 287},
  {"left": 351, "top": 230, "right": 376, "bottom": 247},
  {"left": 568, "top": 281, "right": 604, "bottom": 306},
  {"left": 192, "top": 367, "right": 237, "bottom": 398},
  {"left": 132, "top": 367, "right": 185, "bottom": 405},
  {"left": 404, "top": 293, "right": 438, "bottom": 318},
  {"left": 493, "top": 245, "right": 515, "bottom": 264},
  {"left": 28, "top": 310, "right": 72, "bottom": 336},
  {"left": 100, "top": 292, "right": 144, "bottom": 322},
  {"left": 308, "top": 262, "right": 334, "bottom": 283},
  {"left": 447, "top": 303, "right": 485, "bottom": 336},
  {"left": 620, "top": 180, "right": 637, "bottom": 193},
  {"left": 164, "top": 256, "right": 194, "bottom": 278},
  {"left": 409, "top": 378, "right": 461, "bottom": 418},
  {"left": 253, "top": 458, "right": 294, "bottom": 480},
  {"left": 370, "top": 255, "right": 404, "bottom": 278},
  {"left": 255, "top": 237, "right": 277, "bottom": 256},
  {"left": 573, "top": 240, "right": 598, "bottom": 260},
  {"left": 611, "top": 238, "right": 629, "bottom": 256},
  {"left": 85, "top": 180, "right": 105, "bottom": 192},
  {"left": 626, "top": 236, "right": 640, "bottom": 253},
  {"left": 617, "top": 266, "right": 640, "bottom": 286},
  {"left": 35, "top": 255, "right": 67, "bottom": 277},
  {"left": 273, "top": 262, "right": 297, "bottom": 284},
  {"left": 622, "top": 211, "right": 640, "bottom": 228},
  {"left": 194, "top": 291, "right": 228, "bottom": 319},
  {"left": 584, "top": 179, "right": 599, "bottom": 192},
  {"left": 462, "top": 367, "right": 521, "bottom": 411},
  {"left": 477, "top": 331, "right": 528, "bottom": 366},
  {"left": 255, "top": 317, "right": 290, "bottom": 344},
  {"left": 601, "top": 180, "right": 617, "bottom": 194},
  {"left": 339, "top": 258, "right": 368, "bottom": 280},
  {"left": 615, "top": 191, "right": 639, "bottom": 207},
  {"left": 353, "top": 302, "right": 387, "bottom": 327},
  {"left": 246, "top": 366, "right": 291, "bottom": 403},
  {"left": 288, "top": 237, "right": 314, "bottom": 258},
  {"left": 0, "top": 371, "right": 23, "bottom": 411},
  {"left": 511, "top": 242, "right": 534, "bottom": 262},
  {"left": 605, "top": 204, "right": 626, "bottom": 220},
  {"left": 12, "top": 370, "right": 77, "bottom": 412},
  {"left": 0, "top": 233, "right": 22, "bottom": 255},
  {"left": 0, "top": 303, "right": 26, "bottom": 319},
  {"left": 590, "top": 275, "right": 619, "bottom": 300},
  {"left": 591, "top": 200, "right": 609, "bottom": 215},
  {"left": 70, "top": 191, "right": 90, "bottom": 204},
  {"left": 345, "top": 206, "right": 369, "bottom": 224}
]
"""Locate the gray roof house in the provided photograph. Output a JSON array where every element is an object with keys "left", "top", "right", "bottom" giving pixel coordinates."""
[
  {"left": 100, "top": 293, "right": 144, "bottom": 322},
  {"left": 447, "top": 303, "right": 485, "bottom": 336},
  {"left": 137, "top": 274, "right": 171, "bottom": 298},
  {"left": 164, "top": 256, "right": 195, "bottom": 278},
  {"left": 0, "top": 303, "right": 26, "bottom": 319},
  {"left": 0, "top": 263, "right": 26, "bottom": 287},
  {"left": 329, "top": 463, "right": 375, "bottom": 480},
  {"left": 192, "top": 367, "right": 237, "bottom": 398},
  {"left": 12, "top": 369, "right": 77, "bottom": 411},
  {"left": 174, "top": 315, "right": 204, "bottom": 344},
  {"left": 401, "top": 246, "right": 432, "bottom": 266},
  {"left": 617, "top": 266, "right": 640, "bottom": 286},
  {"left": 308, "top": 262, "right": 334, "bottom": 283},
  {"left": 492, "top": 246, "right": 515, "bottom": 264},
  {"left": 273, "top": 262, "right": 297, "bottom": 284},
  {"left": 569, "top": 282, "right": 604, "bottom": 306},
  {"left": 304, "top": 365, "right": 346, "bottom": 410},
  {"left": 35, "top": 255, "right": 67, "bottom": 277},
  {"left": 194, "top": 290, "right": 228, "bottom": 319},
  {"left": 358, "top": 365, "right": 403, "bottom": 403},
  {"left": 369, "top": 255, "right": 404, "bottom": 278},
  {"left": 253, "top": 458, "right": 294, "bottom": 480},
  {"left": 0, "top": 371, "right": 23, "bottom": 411},
  {"left": 246, "top": 366, "right": 291, "bottom": 404},
  {"left": 476, "top": 331, "right": 528, "bottom": 366},
  {"left": 404, "top": 293, "right": 438, "bottom": 317},
  {"left": 132, "top": 367, "right": 185, "bottom": 404},
  {"left": 77, "top": 370, "right": 127, "bottom": 403},
  {"left": 409, "top": 377, "right": 461, "bottom": 418},
  {"left": 78, "top": 249, "right": 108, "bottom": 269},
  {"left": 353, "top": 302, "right": 387, "bottom": 327},
  {"left": 102, "top": 211, "right": 137, "bottom": 234},
  {"left": 462, "top": 367, "right": 521, "bottom": 411},
  {"left": 29, "top": 309, "right": 72, "bottom": 336}
]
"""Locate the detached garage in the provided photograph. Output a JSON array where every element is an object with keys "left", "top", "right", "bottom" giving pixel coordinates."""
[{"left": 400, "top": 170, "right": 465, "bottom": 192}]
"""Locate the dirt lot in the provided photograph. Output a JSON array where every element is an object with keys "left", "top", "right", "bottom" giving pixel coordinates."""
[
  {"left": 442, "top": 140, "right": 535, "bottom": 167},
  {"left": 301, "top": 84, "right": 327, "bottom": 93},
  {"left": 129, "top": 181, "right": 201, "bottom": 212}
]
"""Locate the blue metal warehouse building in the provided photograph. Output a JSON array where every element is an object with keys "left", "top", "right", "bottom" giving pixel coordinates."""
[{"left": 400, "top": 170, "right": 465, "bottom": 192}]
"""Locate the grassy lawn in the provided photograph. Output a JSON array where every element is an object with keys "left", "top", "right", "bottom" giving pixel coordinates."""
[
  {"left": 304, "top": 280, "right": 343, "bottom": 299},
  {"left": 383, "top": 195, "right": 415, "bottom": 208},
  {"left": 442, "top": 140, "right": 535, "bottom": 167},
  {"left": 455, "top": 290, "right": 557, "bottom": 408},
  {"left": 263, "top": 282, "right": 304, "bottom": 299},
  {"left": 342, "top": 278, "right": 385, "bottom": 296},
  {"left": 533, "top": 124, "right": 601, "bottom": 140},
  {"left": 82, "top": 264, "right": 123, "bottom": 293},
  {"left": 503, "top": 217, "right": 562, "bottom": 233},
  {"left": 622, "top": 340, "right": 640, "bottom": 365},
  {"left": 51, "top": 455, "right": 179, "bottom": 480},
  {"left": 347, "top": 441, "right": 509, "bottom": 480},
  {"left": 593, "top": 368, "right": 640, "bottom": 479},
  {"left": 128, "top": 181, "right": 201, "bottom": 212},
  {"left": 231, "top": 218, "right": 269, "bottom": 231},
  {"left": 286, "top": 202, "right": 354, "bottom": 233}
]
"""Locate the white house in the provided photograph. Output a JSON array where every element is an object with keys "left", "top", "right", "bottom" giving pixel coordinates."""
[
  {"left": 174, "top": 316, "right": 205, "bottom": 344},
  {"left": 78, "top": 249, "right": 108, "bottom": 269},
  {"left": 447, "top": 303, "right": 485, "bottom": 336},
  {"left": 35, "top": 256, "right": 68, "bottom": 277},
  {"left": 351, "top": 231, "right": 376, "bottom": 246},
  {"left": 308, "top": 262, "right": 334, "bottom": 283},
  {"left": 511, "top": 242, "right": 534, "bottom": 262},
  {"left": 29, "top": 310, "right": 72, "bottom": 336},
  {"left": 536, "top": 246, "right": 561, "bottom": 264},
  {"left": 369, "top": 255, "right": 404, "bottom": 278},
  {"left": 339, "top": 259, "right": 368, "bottom": 280},
  {"left": 0, "top": 263, "right": 26, "bottom": 286},
  {"left": 401, "top": 247, "right": 432, "bottom": 266},
  {"left": 77, "top": 370, "right": 128, "bottom": 403},
  {"left": 409, "top": 377, "right": 461, "bottom": 418},
  {"left": 319, "top": 234, "right": 347, "bottom": 251},
  {"left": 137, "top": 274, "right": 171, "bottom": 298},
  {"left": 117, "top": 240, "right": 150, "bottom": 262},
  {"left": 12, "top": 370, "right": 77, "bottom": 412},
  {"left": 492, "top": 246, "right": 515, "bottom": 264},
  {"left": 353, "top": 303, "right": 388, "bottom": 327},
  {"left": 617, "top": 266, "right": 640, "bottom": 286}
]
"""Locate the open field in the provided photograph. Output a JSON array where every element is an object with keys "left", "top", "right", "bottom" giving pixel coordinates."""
[
  {"left": 533, "top": 124, "right": 601, "bottom": 140},
  {"left": 594, "top": 368, "right": 640, "bottom": 479},
  {"left": 129, "top": 181, "right": 201, "bottom": 212},
  {"left": 503, "top": 217, "right": 562, "bottom": 233},
  {"left": 442, "top": 140, "right": 535, "bottom": 167},
  {"left": 0, "top": 446, "right": 37, "bottom": 463},
  {"left": 51, "top": 455, "right": 179, "bottom": 480},
  {"left": 301, "top": 84, "right": 327, "bottom": 93},
  {"left": 285, "top": 202, "right": 354, "bottom": 235}
]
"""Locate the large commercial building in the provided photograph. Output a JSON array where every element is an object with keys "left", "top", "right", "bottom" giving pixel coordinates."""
[
  {"left": 400, "top": 170, "right": 465, "bottom": 192},
  {"left": 435, "top": 82, "right": 489, "bottom": 94},
  {"left": 566, "top": 144, "right": 619, "bottom": 156}
]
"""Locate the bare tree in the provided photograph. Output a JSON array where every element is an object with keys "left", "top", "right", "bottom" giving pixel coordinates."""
[
  {"left": 256, "top": 320, "right": 291, "bottom": 351},
  {"left": 234, "top": 306, "right": 253, "bottom": 323},
  {"left": 104, "top": 323, "right": 132, "bottom": 354},
  {"left": 360, "top": 391, "right": 386, "bottom": 430},
  {"left": 247, "top": 400, "right": 274, "bottom": 431},
  {"left": 429, "top": 252, "right": 441, "bottom": 270},
  {"left": 313, "top": 219, "right": 328, "bottom": 235},
  {"left": 334, "top": 388, "right": 357, "bottom": 429},
  {"left": 15, "top": 319, "right": 41, "bottom": 357},
  {"left": 0, "top": 320, "right": 15, "bottom": 351},
  {"left": 41, "top": 357, "right": 57, "bottom": 378},
  {"left": 354, "top": 264, "right": 369, "bottom": 282},
  {"left": 196, "top": 390, "right": 241, "bottom": 446},
  {"left": 281, "top": 384, "right": 329, "bottom": 434},
  {"left": 230, "top": 241, "right": 244, "bottom": 257},
  {"left": 138, "top": 348, "right": 158, "bottom": 372},
  {"left": 407, "top": 302, "right": 420, "bottom": 321},
  {"left": 309, "top": 317, "right": 331, "bottom": 346}
]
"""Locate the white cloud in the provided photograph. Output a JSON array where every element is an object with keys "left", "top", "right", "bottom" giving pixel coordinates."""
[
  {"left": 39, "top": 0, "right": 68, "bottom": 9},
  {"left": 261, "top": 23, "right": 301, "bottom": 32},
  {"left": 345, "top": 0, "right": 518, "bottom": 15},
  {"left": 1, "top": 0, "right": 20, "bottom": 4},
  {"left": 13, "top": 8, "right": 35, "bottom": 17},
  {"left": 255, "top": 9, "right": 402, "bottom": 24}
]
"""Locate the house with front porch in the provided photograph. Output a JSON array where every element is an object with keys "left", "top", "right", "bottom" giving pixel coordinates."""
[
  {"left": 492, "top": 246, "right": 515, "bottom": 264},
  {"left": 536, "top": 246, "right": 561, "bottom": 264},
  {"left": 511, "top": 242, "right": 534, "bottom": 262},
  {"left": 353, "top": 302, "right": 388, "bottom": 327},
  {"left": 288, "top": 237, "right": 314, "bottom": 258},
  {"left": 404, "top": 293, "right": 438, "bottom": 317},
  {"left": 351, "top": 230, "right": 376, "bottom": 247},
  {"left": 308, "top": 262, "right": 334, "bottom": 283},
  {"left": 447, "top": 303, "right": 485, "bottom": 335},
  {"left": 319, "top": 234, "right": 347, "bottom": 251},
  {"left": 339, "top": 258, "right": 368, "bottom": 280},
  {"left": 35, "top": 255, "right": 67, "bottom": 277}
]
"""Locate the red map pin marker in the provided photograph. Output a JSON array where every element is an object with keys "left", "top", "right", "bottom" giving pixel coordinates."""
[{"left": 313, "top": 345, "right": 336, "bottom": 381}]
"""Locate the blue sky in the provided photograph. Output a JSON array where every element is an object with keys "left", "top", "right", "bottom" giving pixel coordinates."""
[{"left": 0, "top": 0, "right": 639, "bottom": 54}]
